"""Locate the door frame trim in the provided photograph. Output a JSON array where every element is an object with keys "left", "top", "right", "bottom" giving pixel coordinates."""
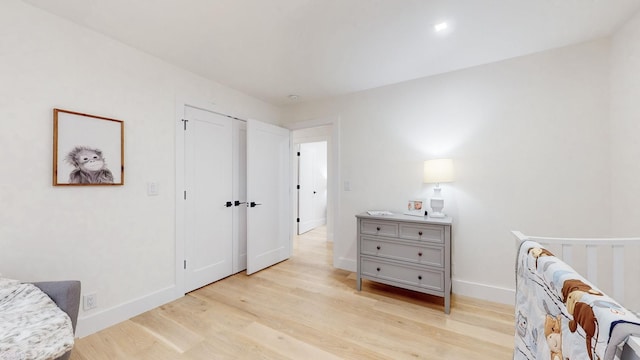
[{"left": 286, "top": 116, "right": 341, "bottom": 267}]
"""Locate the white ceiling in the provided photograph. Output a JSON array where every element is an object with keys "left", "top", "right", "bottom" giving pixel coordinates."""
[{"left": 23, "top": 0, "right": 640, "bottom": 106}]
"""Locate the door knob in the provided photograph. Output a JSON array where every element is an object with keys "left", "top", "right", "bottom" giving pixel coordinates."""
[{"left": 250, "top": 202, "right": 262, "bottom": 207}]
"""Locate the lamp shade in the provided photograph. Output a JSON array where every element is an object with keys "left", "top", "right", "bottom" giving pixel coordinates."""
[{"left": 423, "top": 159, "right": 454, "bottom": 184}]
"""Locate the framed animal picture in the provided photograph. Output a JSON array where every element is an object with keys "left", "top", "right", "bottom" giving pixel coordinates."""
[{"left": 53, "top": 108, "right": 124, "bottom": 186}]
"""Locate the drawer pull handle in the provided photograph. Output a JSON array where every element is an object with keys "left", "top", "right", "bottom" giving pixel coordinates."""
[
  {"left": 418, "top": 231, "right": 423, "bottom": 236},
  {"left": 418, "top": 275, "right": 422, "bottom": 280},
  {"left": 418, "top": 252, "right": 423, "bottom": 257},
  {"left": 376, "top": 226, "right": 381, "bottom": 231},
  {"left": 376, "top": 245, "right": 381, "bottom": 250},
  {"left": 376, "top": 267, "right": 381, "bottom": 272}
]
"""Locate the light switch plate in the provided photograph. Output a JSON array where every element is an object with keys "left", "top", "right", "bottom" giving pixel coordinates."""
[{"left": 147, "top": 182, "right": 159, "bottom": 196}]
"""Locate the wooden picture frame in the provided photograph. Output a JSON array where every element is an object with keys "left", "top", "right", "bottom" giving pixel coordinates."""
[{"left": 53, "top": 108, "right": 124, "bottom": 186}]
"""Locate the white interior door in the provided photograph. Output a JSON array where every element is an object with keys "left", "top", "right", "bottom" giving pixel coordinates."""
[
  {"left": 184, "top": 106, "right": 234, "bottom": 292},
  {"left": 246, "top": 119, "right": 291, "bottom": 275},
  {"left": 232, "top": 121, "right": 247, "bottom": 273},
  {"left": 298, "top": 144, "right": 313, "bottom": 234},
  {"left": 298, "top": 141, "right": 327, "bottom": 234}
]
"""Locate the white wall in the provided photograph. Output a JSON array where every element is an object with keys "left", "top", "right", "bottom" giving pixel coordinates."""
[
  {"left": 611, "top": 11, "right": 640, "bottom": 234},
  {"left": 610, "top": 10, "right": 640, "bottom": 309},
  {"left": 0, "top": 0, "right": 280, "bottom": 336},
  {"left": 282, "top": 39, "right": 612, "bottom": 303}
]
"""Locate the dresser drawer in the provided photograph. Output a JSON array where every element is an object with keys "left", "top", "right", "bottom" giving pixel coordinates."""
[
  {"left": 360, "top": 236, "right": 444, "bottom": 268},
  {"left": 398, "top": 223, "right": 444, "bottom": 244},
  {"left": 360, "top": 220, "right": 398, "bottom": 237},
  {"left": 361, "top": 257, "right": 444, "bottom": 292}
]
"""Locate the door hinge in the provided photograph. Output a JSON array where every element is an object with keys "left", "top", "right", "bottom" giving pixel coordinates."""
[
  {"left": 183, "top": 260, "right": 187, "bottom": 269},
  {"left": 184, "top": 190, "right": 187, "bottom": 200},
  {"left": 181, "top": 119, "right": 188, "bottom": 130},
  {"left": 296, "top": 218, "right": 300, "bottom": 223},
  {"left": 297, "top": 151, "right": 300, "bottom": 156},
  {"left": 296, "top": 184, "right": 300, "bottom": 190}
]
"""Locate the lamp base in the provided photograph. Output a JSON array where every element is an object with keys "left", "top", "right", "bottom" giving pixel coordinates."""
[{"left": 429, "top": 188, "right": 445, "bottom": 218}]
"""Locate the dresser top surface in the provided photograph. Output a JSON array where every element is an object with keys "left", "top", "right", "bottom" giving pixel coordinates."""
[{"left": 356, "top": 212, "right": 452, "bottom": 225}]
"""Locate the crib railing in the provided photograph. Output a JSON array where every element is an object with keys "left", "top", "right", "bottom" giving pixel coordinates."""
[
  {"left": 512, "top": 230, "right": 640, "bottom": 360},
  {"left": 512, "top": 231, "right": 640, "bottom": 302}
]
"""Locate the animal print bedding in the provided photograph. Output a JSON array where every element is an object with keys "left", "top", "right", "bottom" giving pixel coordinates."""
[
  {"left": 515, "top": 240, "right": 640, "bottom": 360},
  {"left": 0, "top": 277, "right": 74, "bottom": 360}
]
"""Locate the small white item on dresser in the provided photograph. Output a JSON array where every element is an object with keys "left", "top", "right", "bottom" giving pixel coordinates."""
[{"left": 366, "top": 210, "right": 393, "bottom": 216}]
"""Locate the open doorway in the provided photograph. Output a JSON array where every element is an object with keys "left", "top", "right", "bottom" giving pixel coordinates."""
[
  {"left": 297, "top": 141, "right": 328, "bottom": 234},
  {"left": 288, "top": 116, "right": 341, "bottom": 269},
  {"left": 292, "top": 125, "right": 332, "bottom": 244}
]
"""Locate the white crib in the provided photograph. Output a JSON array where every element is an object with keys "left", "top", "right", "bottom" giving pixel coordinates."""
[{"left": 512, "top": 231, "right": 640, "bottom": 360}]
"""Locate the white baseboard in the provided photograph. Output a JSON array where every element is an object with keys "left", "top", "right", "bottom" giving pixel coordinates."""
[
  {"left": 335, "top": 257, "right": 356, "bottom": 272},
  {"left": 76, "top": 285, "right": 179, "bottom": 338},
  {"left": 452, "top": 278, "right": 515, "bottom": 306}
]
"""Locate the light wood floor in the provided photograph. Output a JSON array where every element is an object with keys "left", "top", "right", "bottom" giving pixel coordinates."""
[{"left": 70, "top": 226, "right": 515, "bottom": 359}]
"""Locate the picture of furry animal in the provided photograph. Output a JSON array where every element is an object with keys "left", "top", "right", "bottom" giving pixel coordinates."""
[
  {"left": 544, "top": 314, "right": 564, "bottom": 360},
  {"left": 65, "top": 146, "right": 114, "bottom": 184},
  {"left": 561, "top": 279, "right": 604, "bottom": 299},
  {"left": 562, "top": 279, "right": 601, "bottom": 360},
  {"left": 528, "top": 247, "right": 555, "bottom": 268}
]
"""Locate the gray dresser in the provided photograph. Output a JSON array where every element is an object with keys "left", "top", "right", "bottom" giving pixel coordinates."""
[{"left": 356, "top": 212, "right": 452, "bottom": 313}]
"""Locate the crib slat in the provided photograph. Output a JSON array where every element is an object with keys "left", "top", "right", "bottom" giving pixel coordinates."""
[
  {"left": 613, "top": 244, "right": 625, "bottom": 303},
  {"left": 586, "top": 245, "right": 598, "bottom": 285},
  {"left": 562, "top": 244, "right": 573, "bottom": 266}
]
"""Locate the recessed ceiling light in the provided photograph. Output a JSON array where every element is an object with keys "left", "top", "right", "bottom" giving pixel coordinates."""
[{"left": 434, "top": 22, "right": 448, "bottom": 32}]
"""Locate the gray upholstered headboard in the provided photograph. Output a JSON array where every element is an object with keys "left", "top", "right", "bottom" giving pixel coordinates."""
[{"left": 32, "top": 280, "right": 81, "bottom": 360}]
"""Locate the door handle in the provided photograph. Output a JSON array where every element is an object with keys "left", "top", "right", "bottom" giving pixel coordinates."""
[
  {"left": 249, "top": 201, "right": 262, "bottom": 208},
  {"left": 234, "top": 201, "right": 246, "bottom": 206},
  {"left": 224, "top": 201, "right": 233, "bottom": 207}
]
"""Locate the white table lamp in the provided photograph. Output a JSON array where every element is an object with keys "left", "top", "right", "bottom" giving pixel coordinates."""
[{"left": 423, "top": 159, "right": 454, "bottom": 218}]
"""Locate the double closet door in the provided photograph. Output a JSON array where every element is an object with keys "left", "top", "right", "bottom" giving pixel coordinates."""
[{"left": 182, "top": 105, "right": 291, "bottom": 293}]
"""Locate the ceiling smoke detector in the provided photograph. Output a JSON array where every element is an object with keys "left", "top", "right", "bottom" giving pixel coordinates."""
[{"left": 288, "top": 94, "right": 299, "bottom": 101}]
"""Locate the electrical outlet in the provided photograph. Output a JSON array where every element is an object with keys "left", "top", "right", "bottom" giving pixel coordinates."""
[{"left": 83, "top": 293, "right": 97, "bottom": 310}]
